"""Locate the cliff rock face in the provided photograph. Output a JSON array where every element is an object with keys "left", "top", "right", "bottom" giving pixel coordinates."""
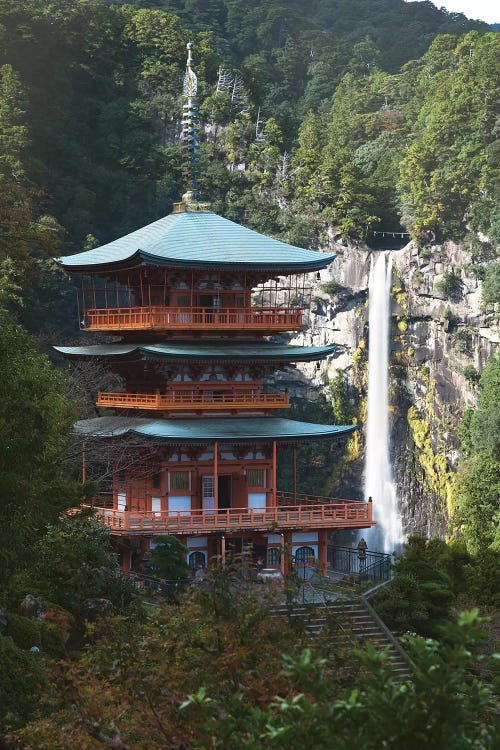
[{"left": 288, "top": 241, "right": 498, "bottom": 539}]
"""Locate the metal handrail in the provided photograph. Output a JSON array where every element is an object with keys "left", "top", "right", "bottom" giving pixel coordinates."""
[
  {"left": 327, "top": 544, "right": 391, "bottom": 583},
  {"left": 360, "top": 593, "right": 413, "bottom": 669}
]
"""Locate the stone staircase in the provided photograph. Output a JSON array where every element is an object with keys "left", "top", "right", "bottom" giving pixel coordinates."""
[{"left": 273, "top": 598, "right": 411, "bottom": 680}]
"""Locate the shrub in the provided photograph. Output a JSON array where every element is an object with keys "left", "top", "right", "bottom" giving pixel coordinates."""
[
  {"left": 462, "top": 365, "right": 480, "bottom": 384},
  {"left": 481, "top": 262, "right": 500, "bottom": 312},
  {"left": 373, "top": 536, "right": 458, "bottom": 637},
  {"left": 320, "top": 280, "right": 345, "bottom": 297},
  {"left": 453, "top": 327, "right": 473, "bottom": 355},
  {"left": 4, "top": 614, "right": 42, "bottom": 651},
  {"left": 0, "top": 636, "right": 46, "bottom": 727},
  {"left": 4, "top": 613, "right": 66, "bottom": 658},
  {"left": 435, "top": 269, "right": 462, "bottom": 300}
]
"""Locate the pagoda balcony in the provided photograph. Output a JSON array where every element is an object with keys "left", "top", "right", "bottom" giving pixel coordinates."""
[
  {"left": 88, "top": 500, "right": 373, "bottom": 536},
  {"left": 97, "top": 390, "right": 290, "bottom": 412},
  {"left": 80, "top": 305, "right": 304, "bottom": 333}
]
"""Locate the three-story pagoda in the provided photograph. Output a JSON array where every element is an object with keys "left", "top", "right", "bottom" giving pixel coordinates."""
[{"left": 55, "top": 45, "right": 374, "bottom": 574}]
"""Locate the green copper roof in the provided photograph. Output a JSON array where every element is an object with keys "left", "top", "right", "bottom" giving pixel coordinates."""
[
  {"left": 54, "top": 342, "right": 336, "bottom": 363},
  {"left": 74, "top": 416, "right": 357, "bottom": 443},
  {"left": 56, "top": 211, "right": 336, "bottom": 273}
]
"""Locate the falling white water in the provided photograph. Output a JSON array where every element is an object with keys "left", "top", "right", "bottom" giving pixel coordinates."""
[{"left": 363, "top": 252, "right": 403, "bottom": 553}]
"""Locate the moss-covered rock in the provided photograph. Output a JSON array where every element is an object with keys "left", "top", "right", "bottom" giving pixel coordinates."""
[
  {"left": 407, "top": 405, "right": 457, "bottom": 518},
  {"left": 0, "top": 635, "right": 46, "bottom": 726},
  {"left": 5, "top": 613, "right": 66, "bottom": 658}
]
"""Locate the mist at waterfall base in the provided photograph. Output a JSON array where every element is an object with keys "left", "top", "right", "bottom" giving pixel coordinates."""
[{"left": 363, "top": 252, "right": 404, "bottom": 555}]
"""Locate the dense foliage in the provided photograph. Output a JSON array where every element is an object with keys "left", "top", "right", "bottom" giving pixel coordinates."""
[
  {"left": 458, "top": 355, "right": 500, "bottom": 555},
  {"left": 0, "top": 0, "right": 496, "bottom": 295},
  {"left": 6, "top": 567, "right": 498, "bottom": 749},
  {"left": 0, "top": 304, "right": 80, "bottom": 588}
]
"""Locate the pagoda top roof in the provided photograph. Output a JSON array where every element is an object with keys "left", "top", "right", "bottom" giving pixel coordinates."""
[
  {"left": 56, "top": 210, "right": 336, "bottom": 273},
  {"left": 74, "top": 416, "right": 357, "bottom": 444},
  {"left": 54, "top": 342, "right": 336, "bottom": 363}
]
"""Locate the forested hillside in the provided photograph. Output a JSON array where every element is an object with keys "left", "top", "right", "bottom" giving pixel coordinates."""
[{"left": 0, "top": 0, "right": 495, "bottom": 263}]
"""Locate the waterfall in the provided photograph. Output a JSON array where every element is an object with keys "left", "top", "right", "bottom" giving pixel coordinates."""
[{"left": 363, "top": 252, "right": 403, "bottom": 554}]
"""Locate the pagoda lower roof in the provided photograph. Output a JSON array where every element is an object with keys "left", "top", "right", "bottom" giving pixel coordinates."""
[
  {"left": 54, "top": 342, "right": 336, "bottom": 363},
  {"left": 74, "top": 416, "right": 357, "bottom": 444},
  {"left": 55, "top": 211, "right": 336, "bottom": 273}
]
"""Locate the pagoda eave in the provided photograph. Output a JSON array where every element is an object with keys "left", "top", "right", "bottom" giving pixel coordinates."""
[
  {"left": 74, "top": 416, "right": 358, "bottom": 444},
  {"left": 54, "top": 342, "right": 337, "bottom": 363}
]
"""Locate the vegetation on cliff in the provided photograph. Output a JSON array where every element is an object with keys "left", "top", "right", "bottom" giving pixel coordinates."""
[{"left": 458, "top": 354, "right": 500, "bottom": 554}]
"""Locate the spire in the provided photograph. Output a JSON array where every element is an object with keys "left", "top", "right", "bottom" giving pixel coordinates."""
[{"left": 181, "top": 42, "right": 201, "bottom": 205}]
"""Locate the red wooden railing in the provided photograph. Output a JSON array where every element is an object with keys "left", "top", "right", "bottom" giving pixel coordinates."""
[
  {"left": 88, "top": 502, "right": 373, "bottom": 535},
  {"left": 81, "top": 305, "right": 304, "bottom": 332},
  {"left": 97, "top": 390, "right": 290, "bottom": 411}
]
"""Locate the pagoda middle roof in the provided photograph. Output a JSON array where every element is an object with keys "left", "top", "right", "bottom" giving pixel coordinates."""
[
  {"left": 55, "top": 211, "right": 336, "bottom": 273},
  {"left": 54, "top": 342, "right": 336, "bottom": 363},
  {"left": 74, "top": 416, "right": 357, "bottom": 444}
]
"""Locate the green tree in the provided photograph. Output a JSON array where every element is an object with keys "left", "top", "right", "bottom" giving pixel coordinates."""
[
  {"left": 148, "top": 534, "right": 189, "bottom": 580},
  {"left": 30, "top": 517, "right": 129, "bottom": 614},
  {"left": 374, "top": 535, "right": 457, "bottom": 637},
  {"left": 457, "top": 355, "right": 500, "bottom": 553},
  {"left": 398, "top": 32, "right": 500, "bottom": 241},
  {"left": 0, "top": 307, "right": 80, "bottom": 589},
  {"left": 0, "top": 635, "right": 46, "bottom": 729}
]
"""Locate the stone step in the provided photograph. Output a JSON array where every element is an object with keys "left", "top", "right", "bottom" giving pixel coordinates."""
[{"left": 277, "top": 600, "right": 411, "bottom": 681}]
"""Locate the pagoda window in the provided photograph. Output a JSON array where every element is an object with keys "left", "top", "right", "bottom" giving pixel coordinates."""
[
  {"left": 188, "top": 551, "right": 206, "bottom": 569},
  {"left": 267, "top": 547, "right": 281, "bottom": 566},
  {"left": 170, "top": 471, "right": 190, "bottom": 492},
  {"left": 117, "top": 492, "right": 127, "bottom": 511},
  {"left": 177, "top": 294, "right": 190, "bottom": 307},
  {"left": 152, "top": 473, "right": 161, "bottom": 489},
  {"left": 202, "top": 476, "right": 215, "bottom": 513},
  {"left": 248, "top": 469, "right": 265, "bottom": 488},
  {"left": 295, "top": 546, "right": 315, "bottom": 564},
  {"left": 151, "top": 497, "right": 162, "bottom": 516},
  {"left": 118, "top": 470, "right": 126, "bottom": 482}
]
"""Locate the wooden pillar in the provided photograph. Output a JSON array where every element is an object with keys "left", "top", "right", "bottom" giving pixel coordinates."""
[
  {"left": 272, "top": 440, "right": 277, "bottom": 506},
  {"left": 214, "top": 441, "right": 218, "bottom": 511},
  {"left": 221, "top": 535, "right": 226, "bottom": 566},
  {"left": 279, "top": 533, "right": 285, "bottom": 576},
  {"left": 318, "top": 530, "right": 328, "bottom": 576},
  {"left": 121, "top": 543, "right": 131, "bottom": 572},
  {"left": 292, "top": 446, "right": 297, "bottom": 505},
  {"left": 283, "top": 532, "right": 292, "bottom": 574}
]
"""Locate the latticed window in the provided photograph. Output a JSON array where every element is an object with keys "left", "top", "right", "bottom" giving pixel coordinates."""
[
  {"left": 177, "top": 295, "right": 190, "bottom": 307},
  {"left": 171, "top": 471, "right": 190, "bottom": 490},
  {"left": 247, "top": 469, "right": 264, "bottom": 487},
  {"left": 152, "top": 473, "right": 161, "bottom": 489},
  {"left": 295, "top": 546, "right": 315, "bottom": 563},
  {"left": 267, "top": 547, "right": 281, "bottom": 566},
  {"left": 188, "top": 551, "right": 206, "bottom": 569}
]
